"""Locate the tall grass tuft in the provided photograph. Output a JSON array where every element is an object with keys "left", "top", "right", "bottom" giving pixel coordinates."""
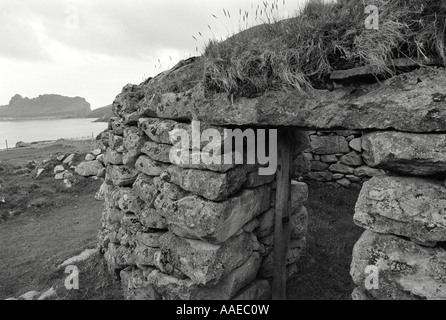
[{"left": 203, "top": 0, "right": 446, "bottom": 98}]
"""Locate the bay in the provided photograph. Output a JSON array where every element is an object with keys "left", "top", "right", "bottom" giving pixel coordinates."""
[{"left": 0, "top": 118, "right": 108, "bottom": 150}]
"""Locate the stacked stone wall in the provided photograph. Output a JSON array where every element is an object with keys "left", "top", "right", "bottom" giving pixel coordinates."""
[
  {"left": 350, "top": 131, "right": 446, "bottom": 299},
  {"left": 97, "top": 95, "right": 310, "bottom": 300},
  {"left": 303, "top": 130, "right": 387, "bottom": 188}
]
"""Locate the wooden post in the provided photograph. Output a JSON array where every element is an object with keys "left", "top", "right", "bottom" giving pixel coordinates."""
[
  {"left": 272, "top": 128, "right": 293, "bottom": 300},
  {"left": 5, "top": 139, "right": 8, "bottom": 150}
]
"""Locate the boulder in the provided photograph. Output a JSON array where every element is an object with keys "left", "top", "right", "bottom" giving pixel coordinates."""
[
  {"left": 123, "top": 126, "right": 147, "bottom": 154},
  {"left": 138, "top": 118, "right": 188, "bottom": 144},
  {"left": 63, "top": 154, "right": 75, "bottom": 164},
  {"left": 310, "top": 136, "right": 350, "bottom": 155},
  {"left": 53, "top": 165, "right": 65, "bottom": 174},
  {"left": 136, "top": 207, "right": 168, "bottom": 230},
  {"left": 362, "top": 131, "right": 446, "bottom": 176},
  {"left": 351, "top": 230, "right": 446, "bottom": 300},
  {"left": 158, "top": 231, "right": 254, "bottom": 285},
  {"left": 106, "top": 165, "right": 139, "bottom": 186},
  {"left": 164, "top": 186, "right": 270, "bottom": 243},
  {"left": 135, "top": 155, "right": 169, "bottom": 176},
  {"left": 141, "top": 141, "right": 172, "bottom": 163},
  {"left": 132, "top": 174, "right": 159, "bottom": 205},
  {"left": 354, "top": 175, "right": 446, "bottom": 245},
  {"left": 75, "top": 160, "right": 104, "bottom": 177},
  {"left": 104, "top": 148, "right": 123, "bottom": 165},
  {"left": 160, "top": 165, "right": 248, "bottom": 201},
  {"left": 168, "top": 146, "right": 238, "bottom": 173},
  {"left": 147, "top": 252, "right": 261, "bottom": 300}
]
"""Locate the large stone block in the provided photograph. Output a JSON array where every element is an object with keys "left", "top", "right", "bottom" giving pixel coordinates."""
[
  {"left": 104, "top": 148, "right": 123, "bottom": 165},
  {"left": 354, "top": 175, "right": 446, "bottom": 245},
  {"left": 168, "top": 146, "right": 238, "bottom": 173},
  {"left": 310, "top": 136, "right": 350, "bottom": 155},
  {"left": 161, "top": 165, "right": 248, "bottom": 201},
  {"left": 362, "top": 131, "right": 446, "bottom": 176},
  {"left": 123, "top": 126, "right": 147, "bottom": 152},
  {"left": 141, "top": 141, "right": 172, "bottom": 163},
  {"left": 75, "top": 160, "right": 104, "bottom": 177},
  {"left": 136, "top": 207, "right": 168, "bottom": 230},
  {"left": 138, "top": 118, "right": 189, "bottom": 144},
  {"left": 135, "top": 155, "right": 169, "bottom": 176},
  {"left": 116, "top": 188, "right": 145, "bottom": 213},
  {"left": 158, "top": 232, "right": 254, "bottom": 285},
  {"left": 351, "top": 230, "right": 446, "bottom": 300},
  {"left": 155, "top": 178, "right": 189, "bottom": 200},
  {"left": 164, "top": 186, "right": 270, "bottom": 243},
  {"left": 147, "top": 252, "right": 261, "bottom": 300},
  {"left": 106, "top": 165, "right": 139, "bottom": 187},
  {"left": 132, "top": 174, "right": 159, "bottom": 206}
]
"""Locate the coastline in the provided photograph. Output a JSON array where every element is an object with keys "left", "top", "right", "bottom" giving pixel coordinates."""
[
  {"left": 0, "top": 116, "right": 107, "bottom": 122},
  {"left": 0, "top": 137, "right": 100, "bottom": 152}
]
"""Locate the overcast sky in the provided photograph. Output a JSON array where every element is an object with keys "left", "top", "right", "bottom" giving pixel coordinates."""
[{"left": 0, "top": 0, "right": 308, "bottom": 109}]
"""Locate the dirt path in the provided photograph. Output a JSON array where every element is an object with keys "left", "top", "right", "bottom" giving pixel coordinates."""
[{"left": 0, "top": 189, "right": 103, "bottom": 299}]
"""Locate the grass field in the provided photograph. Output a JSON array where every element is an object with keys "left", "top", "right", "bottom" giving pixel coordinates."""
[{"left": 287, "top": 182, "right": 363, "bottom": 300}]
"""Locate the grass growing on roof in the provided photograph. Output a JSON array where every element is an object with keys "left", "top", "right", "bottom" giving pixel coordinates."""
[{"left": 203, "top": 0, "right": 446, "bottom": 98}]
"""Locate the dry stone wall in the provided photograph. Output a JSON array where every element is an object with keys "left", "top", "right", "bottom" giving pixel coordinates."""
[
  {"left": 97, "top": 106, "right": 310, "bottom": 300},
  {"left": 97, "top": 57, "right": 446, "bottom": 300},
  {"left": 350, "top": 131, "right": 446, "bottom": 300},
  {"left": 303, "top": 130, "right": 387, "bottom": 188}
]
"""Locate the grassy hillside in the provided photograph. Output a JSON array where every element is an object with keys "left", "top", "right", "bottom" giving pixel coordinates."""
[{"left": 203, "top": 0, "right": 446, "bottom": 98}]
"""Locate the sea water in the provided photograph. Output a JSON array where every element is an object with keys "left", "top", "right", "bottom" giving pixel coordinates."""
[{"left": 0, "top": 118, "right": 108, "bottom": 149}]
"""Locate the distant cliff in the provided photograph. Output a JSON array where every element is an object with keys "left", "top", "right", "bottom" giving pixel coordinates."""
[
  {"left": 86, "top": 104, "right": 113, "bottom": 122},
  {"left": 0, "top": 94, "right": 92, "bottom": 119}
]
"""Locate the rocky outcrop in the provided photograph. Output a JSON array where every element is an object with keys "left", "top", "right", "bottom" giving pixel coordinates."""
[{"left": 0, "top": 94, "right": 91, "bottom": 119}]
